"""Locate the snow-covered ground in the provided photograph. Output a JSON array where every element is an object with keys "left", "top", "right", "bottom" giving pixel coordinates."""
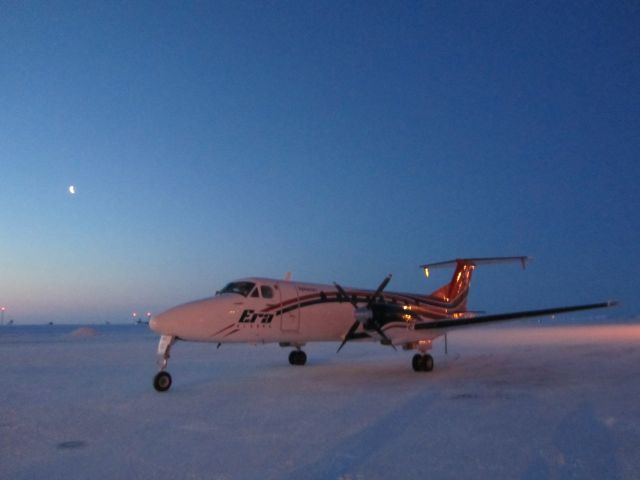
[{"left": 2, "top": 321, "right": 640, "bottom": 479}]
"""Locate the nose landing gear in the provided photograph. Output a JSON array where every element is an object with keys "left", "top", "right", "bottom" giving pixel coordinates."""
[
  {"left": 153, "top": 335, "right": 175, "bottom": 392},
  {"left": 153, "top": 371, "right": 172, "bottom": 391}
]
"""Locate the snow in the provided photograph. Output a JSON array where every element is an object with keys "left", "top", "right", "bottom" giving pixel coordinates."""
[{"left": 2, "top": 322, "right": 640, "bottom": 479}]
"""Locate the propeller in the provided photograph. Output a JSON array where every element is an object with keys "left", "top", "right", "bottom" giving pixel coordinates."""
[{"left": 335, "top": 274, "right": 396, "bottom": 352}]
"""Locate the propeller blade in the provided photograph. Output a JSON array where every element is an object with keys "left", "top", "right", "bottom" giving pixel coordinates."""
[
  {"left": 368, "top": 274, "right": 392, "bottom": 308},
  {"left": 372, "top": 321, "right": 397, "bottom": 351},
  {"left": 337, "top": 320, "right": 360, "bottom": 353},
  {"left": 335, "top": 275, "right": 394, "bottom": 352},
  {"left": 333, "top": 282, "right": 358, "bottom": 308}
]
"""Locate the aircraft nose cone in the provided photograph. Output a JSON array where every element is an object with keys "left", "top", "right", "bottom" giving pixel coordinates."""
[
  {"left": 149, "top": 315, "right": 161, "bottom": 333},
  {"left": 149, "top": 309, "right": 179, "bottom": 335}
]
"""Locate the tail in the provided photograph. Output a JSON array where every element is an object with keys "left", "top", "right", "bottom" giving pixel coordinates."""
[{"left": 421, "top": 257, "right": 529, "bottom": 311}]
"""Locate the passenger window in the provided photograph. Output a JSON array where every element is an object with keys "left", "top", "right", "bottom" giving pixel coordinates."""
[{"left": 261, "top": 286, "right": 274, "bottom": 299}]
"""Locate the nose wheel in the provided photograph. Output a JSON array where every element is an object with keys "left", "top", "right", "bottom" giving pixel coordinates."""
[{"left": 153, "top": 371, "right": 172, "bottom": 391}]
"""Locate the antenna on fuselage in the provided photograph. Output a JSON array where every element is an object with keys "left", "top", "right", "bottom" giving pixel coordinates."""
[{"left": 284, "top": 272, "right": 292, "bottom": 281}]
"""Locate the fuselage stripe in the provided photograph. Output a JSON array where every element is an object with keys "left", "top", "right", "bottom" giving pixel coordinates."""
[
  {"left": 259, "top": 290, "right": 469, "bottom": 325},
  {"left": 211, "top": 322, "right": 237, "bottom": 337}
]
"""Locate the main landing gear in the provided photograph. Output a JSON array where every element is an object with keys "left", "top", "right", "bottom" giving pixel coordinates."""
[
  {"left": 412, "top": 353, "right": 434, "bottom": 372},
  {"left": 280, "top": 342, "right": 307, "bottom": 366},
  {"left": 288, "top": 349, "right": 307, "bottom": 366},
  {"left": 153, "top": 335, "right": 175, "bottom": 392}
]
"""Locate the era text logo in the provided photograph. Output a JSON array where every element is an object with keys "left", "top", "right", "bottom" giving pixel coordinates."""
[{"left": 239, "top": 309, "right": 274, "bottom": 324}]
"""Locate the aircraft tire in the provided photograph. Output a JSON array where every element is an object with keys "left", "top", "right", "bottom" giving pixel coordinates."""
[
  {"left": 412, "top": 354, "right": 434, "bottom": 372},
  {"left": 289, "top": 350, "right": 307, "bottom": 366},
  {"left": 423, "top": 354, "right": 434, "bottom": 372},
  {"left": 412, "top": 354, "right": 423, "bottom": 372},
  {"left": 298, "top": 351, "right": 307, "bottom": 365},
  {"left": 153, "top": 371, "right": 172, "bottom": 392}
]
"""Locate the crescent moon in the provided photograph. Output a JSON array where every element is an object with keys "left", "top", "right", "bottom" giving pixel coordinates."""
[{"left": 68, "top": 185, "right": 76, "bottom": 195}]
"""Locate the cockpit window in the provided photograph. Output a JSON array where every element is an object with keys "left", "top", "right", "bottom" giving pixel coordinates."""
[
  {"left": 250, "top": 287, "right": 260, "bottom": 298},
  {"left": 218, "top": 281, "right": 256, "bottom": 297},
  {"left": 261, "top": 286, "right": 274, "bottom": 299}
]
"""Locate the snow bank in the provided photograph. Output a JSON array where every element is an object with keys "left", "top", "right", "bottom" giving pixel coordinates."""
[{"left": 69, "top": 326, "right": 98, "bottom": 337}]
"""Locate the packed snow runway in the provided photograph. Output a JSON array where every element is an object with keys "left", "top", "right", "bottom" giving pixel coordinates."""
[{"left": 2, "top": 321, "right": 640, "bottom": 479}]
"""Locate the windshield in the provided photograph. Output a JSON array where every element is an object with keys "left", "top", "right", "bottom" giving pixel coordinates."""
[{"left": 218, "top": 281, "right": 256, "bottom": 297}]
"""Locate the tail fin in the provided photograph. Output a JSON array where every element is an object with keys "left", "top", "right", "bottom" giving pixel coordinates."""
[{"left": 421, "top": 257, "right": 529, "bottom": 310}]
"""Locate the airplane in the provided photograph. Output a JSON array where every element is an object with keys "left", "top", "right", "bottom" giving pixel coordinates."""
[{"left": 149, "top": 256, "right": 616, "bottom": 392}]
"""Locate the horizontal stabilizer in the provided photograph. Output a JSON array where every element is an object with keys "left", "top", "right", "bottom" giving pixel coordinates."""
[{"left": 420, "top": 256, "right": 529, "bottom": 276}]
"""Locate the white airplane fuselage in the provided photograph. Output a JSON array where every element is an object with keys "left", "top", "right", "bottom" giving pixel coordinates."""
[{"left": 150, "top": 277, "right": 440, "bottom": 346}]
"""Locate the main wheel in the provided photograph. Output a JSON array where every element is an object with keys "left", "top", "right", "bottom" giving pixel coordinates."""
[
  {"left": 288, "top": 351, "right": 296, "bottom": 365},
  {"left": 411, "top": 354, "right": 434, "bottom": 372},
  {"left": 423, "top": 354, "right": 434, "bottom": 372},
  {"left": 297, "top": 350, "right": 307, "bottom": 366},
  {"left": 412, "top": 353, "right": 423, "bottom": 372},
  {"left": 153, "top": 371, "right": 172, "bottom": 392},
  {"left": 288, "top": 350, "right": 307, "bottom": 366}
]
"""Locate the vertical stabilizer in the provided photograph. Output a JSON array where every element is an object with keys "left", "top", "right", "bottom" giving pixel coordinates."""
[
  {"left": 421, "top": 256, "right": 529, "bottom": 311},
  {"left": 427, "top": 260, "right": 475, "bottom": 309}
]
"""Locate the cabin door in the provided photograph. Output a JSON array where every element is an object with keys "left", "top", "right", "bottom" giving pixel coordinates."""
[{"left": 278, "top": 282, "right": 300, "bottom": 333}]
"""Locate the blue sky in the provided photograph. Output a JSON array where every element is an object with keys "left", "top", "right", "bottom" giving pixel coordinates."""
[{"left": 1, "top": 1, "right": 639, "bottom": 324}]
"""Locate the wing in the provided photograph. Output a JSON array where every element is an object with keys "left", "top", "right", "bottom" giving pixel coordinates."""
[{"left": 414, "top": 301, "right": 617, "bottom": 331}]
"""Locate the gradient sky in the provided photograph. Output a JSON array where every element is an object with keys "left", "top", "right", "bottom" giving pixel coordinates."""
[{"left": 1, "top": 1, "right": 639, "bottom": 324}]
